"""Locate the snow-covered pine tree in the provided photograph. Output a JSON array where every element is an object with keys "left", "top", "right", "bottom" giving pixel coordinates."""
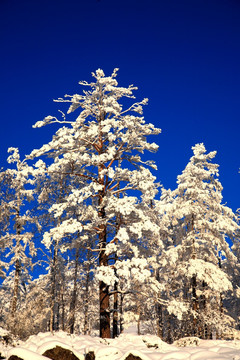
[
  {"left": 34, "top": 159, "right": 105, "bottom": 334},
  {"left": 0, "top": 148, "right": 39, "bottom": 333},
  {"left": 147, "top": 188, "right": 177, "bottom": 340},
  {"left": 33, "top": 163, "right": 80, "bottom": 332},
  {"left": 28, "top": 68, "right": 161, "bottom": 338},
  {"left": 164, "top": 143, "right": 239, "bottom": 339}
]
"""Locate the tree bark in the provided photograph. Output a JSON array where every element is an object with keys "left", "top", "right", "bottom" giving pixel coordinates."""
[
  {"left": 191, "top": 274, "right": 198, "bottom": 336},
  {"left": 83, "top": 247, "right": 92, "bottom": 335},
  {"left": 97, "top": 103, "right": 111, "bottom": 338},
  {"left": 156, "top": 302, "right": 163, "bottom": 338},
  {"left": 112, "top": 280, "right": 118, "bottom": 338},
  {"left": 155, "top": 268, "right": 163, "bottom": 338},
  {"left": 166, "top": 312, "right": 172, "bottom": 344},
  {"left": 11, "top": 258, "right": 21, "bottom": 316},
  {"left": 120, "top": 291, "right": 124, "bottom": 334},
  {"left": 112, "top": 176, "right": 121, "bottom": 338},
  {"left": 68, "top": 248, "right": 79, "bottom": 334},
  {"left": 83, "top": 261, "right": 90, "bottom": 335},
  {"left": 61, "top": 284, "right": 65, "bottom": 331},
  {"left": 50, "top": 241, "right": 57, "bottom": 332},
  {"left": 191, "top": 215, "right": 199, "bottom": 336},
  {"left": 99, "top": 194, "right": 110, "bottom": 338}
]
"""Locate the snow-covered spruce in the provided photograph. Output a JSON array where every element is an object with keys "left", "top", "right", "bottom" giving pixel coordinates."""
[{"left": 149, "top": 143, "right": 239, "bottom": 341}]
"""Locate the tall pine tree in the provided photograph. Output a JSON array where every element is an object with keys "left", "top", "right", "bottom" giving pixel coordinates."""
[{"left": 28, "top": 69, "right": 161, "bottom": 337}]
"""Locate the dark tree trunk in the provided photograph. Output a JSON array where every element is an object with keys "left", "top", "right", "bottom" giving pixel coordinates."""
[
  {"left": 136, "top": 289, "right": 141, "bottom": 336},
  {"left": 56, "top": 301, "right": 60, "bottom": 331},
  {"left": 112, "top": 174, "right": 121, "bottom": 338},
  {"left": 155, "top": 268, "right": 163, "bottom": 338},
  {"left": 99, "top": 201, "right": 110, "bottom": 338},
  {"left": 61, "top": 284, "right": 65, "bottom": 331},
  {"left": 112, "top": 282, "right": 118, "bottom": 338},
  {"left": 191, "top": 215, "right": 199, "bottom": 336},
  {"left": 11, "top": 258, "right": 21, "bottom": 316},
  {"left": 192, "top": 274, "right": 198, "bottom": 336},
  {"left": 68, "top": 248, "right": 79, "bottom": 334},
  {"left": 120, "top": 291, "right": 124, "bottom": 334},
  {"left": 83, "top": 253, "right": 90, "bottom": 335},
  {"left": 156, "top": 302, "right": 163, "bottom": 338},
  {"left": 99, "top": 279, "right": 110, "bottom": 338},
  {"left": 166, "top": 313, "right": 172, "bottom": 344},
  {"left": 218, "top": 257, "right": 224, "bottom": 314},
  {"left": 98, "top": 109, "right": 110, "bottom": 338},
  {"left": 50, "top": 242, "right": 57, "bottom": 332}
]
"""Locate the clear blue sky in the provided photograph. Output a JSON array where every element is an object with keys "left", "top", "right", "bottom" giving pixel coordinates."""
[{"left": 1, "top": 0, "right": 240, "bottom": 211}]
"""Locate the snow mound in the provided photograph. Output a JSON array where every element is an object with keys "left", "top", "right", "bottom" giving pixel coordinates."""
[
  {"left": 37, "top": 339, "right": 83, "bottom": 359},
  {"left": 119, "top": 350, "right": 152, "bottom": 360},
  {"left": 8, "top": 347, "right": 50, "bottom": 360},
  {"left": 4, "top": 331, "right": 240, "bottom": 360}
]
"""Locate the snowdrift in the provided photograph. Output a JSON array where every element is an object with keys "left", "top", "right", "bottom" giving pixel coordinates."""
[{"left": 2, "top": 330, "right": 240, "bottom": 360}]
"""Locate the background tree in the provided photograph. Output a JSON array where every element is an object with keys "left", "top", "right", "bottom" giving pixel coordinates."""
[
  {"left": 159, "top": 143, "right": 239, "bottom": 339},
  {"left": 0, "top": 148, "right": 40, "bottom": 333}
]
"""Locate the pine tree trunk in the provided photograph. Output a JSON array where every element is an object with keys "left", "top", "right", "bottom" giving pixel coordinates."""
[
  {"left": 99, "top": 261, "right": 110, "bottom": 338},
  {"left": 61, "top": 285, "right": 65, "bottom": 331},
  {"left": 112, "top": 282, "right": 118, "bottom": 338},
  {"left": 192, "top": 274, "right": 198, "bottom": 336},
  {"left": 11, "top": 258, "right": 21, "bottom": 316},
  {"left": 50, "top": 242, "right": 57, "bottom": 332},
  {"left": 191, "top": 216, "right": 199, "bottom": 336},
  {"left": 56, "top": 301, "right": 60, "bottom": 331},
  {"left": 113, "top": 194, "right": 121, "bottom": 338},
  {"left": 215, "top": 257, "right": 223, "bottom": 340},
  {"left": 120, "top": 291, "right": 124, "bottom": 334},
  {"left": 68, "top": 248, "right": 79, "bottom": 334},
  {"left": 99, "top": 208, "right": 110, "bottom": 337},
  {"left": 155, "top": 268, "right": 163, "bottom": 338},
  {"left": 156, "top": 302, "right": 163, "bottom": 338},
  {"left": 218, "top": 257, "right": 224, "bottom": 314},
  {"left": 83, "top": 254, "right": 91, "bottom": 335},
  {"left": 98, "top": 109, "right": 110, "bottom": 338},
  {"left": 99, "top": 281, "right": 110, "bottom": 337},
  {"left": 166, "top": 312, "right": 172, "bottom": 344},
  {"left": 83, "top": 272, "right": 90, "bottom": 335},
  {"left": 200, "top": 280, "right": 207, "bottom": 339},
  {"left": 137, "top": 290, "right": 141, "bottom": 335},
  {"left": 112, "top": 247, "right": 120, "bottom": 338}
]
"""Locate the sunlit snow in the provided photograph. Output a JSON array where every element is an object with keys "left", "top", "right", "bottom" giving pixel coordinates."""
[{"left": 3, "top": 325, "right": 240, "bottom": 360}]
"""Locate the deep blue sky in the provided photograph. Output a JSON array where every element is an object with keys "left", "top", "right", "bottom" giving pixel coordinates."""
[{"left": 1, "top": 0, "right": 240, "bottom": 211}]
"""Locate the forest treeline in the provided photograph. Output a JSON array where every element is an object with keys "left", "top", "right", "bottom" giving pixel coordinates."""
[{"left": 0, "top": 69, "right": 239, "bottom": 342}]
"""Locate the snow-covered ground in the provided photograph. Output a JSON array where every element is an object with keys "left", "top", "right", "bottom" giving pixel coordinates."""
[{"left": 3, "top": 326, "right": 240, "bottom": 360}]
